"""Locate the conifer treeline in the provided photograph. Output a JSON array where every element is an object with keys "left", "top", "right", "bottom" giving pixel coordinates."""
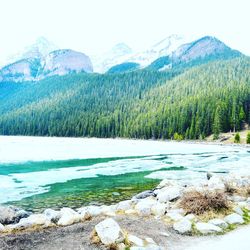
[{"left": 0, "top": 57, "right": 249, "bottom": 139}]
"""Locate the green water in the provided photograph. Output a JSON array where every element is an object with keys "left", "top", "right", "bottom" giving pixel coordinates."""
[{"left": 8, "top": 170, "right": 159, "bottom": 212}]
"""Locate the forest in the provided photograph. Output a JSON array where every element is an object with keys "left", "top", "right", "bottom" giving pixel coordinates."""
[{"left": 0, "top": 56, "right": 249, "bottom": 140}]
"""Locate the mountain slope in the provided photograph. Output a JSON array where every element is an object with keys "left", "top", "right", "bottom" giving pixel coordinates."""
[
  {"left": 6, "top": 37, "right": 59, "bottom": 64},
  {"left": 42, "top": 49, "right": 93, "bottom": 76},
  {"left": 0, "top": 58, "right": 41, "bottom": 82},
  {"left": 0, "top": 49, "right": 93, "bottom": 82},
  {"left": 172, "top": 36, "right": 241, "bottom": 63},
  {"left": 0, "top": 57, "right": 249, "bottom": 139}
]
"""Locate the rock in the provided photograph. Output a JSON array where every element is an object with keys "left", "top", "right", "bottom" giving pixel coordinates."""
[
  {"left": 206, "top": 172, "right": 213, "bottom": 180},
  {"left": 196, "top": 222, "right": 222, "bottom": 234},
  {"left": 117, "top": 243, "right": 126, "bottom": 250},
  {"left": 44, "top": 209, "right": 60, "bottom": 222},
  {"left": 0, "top": 206, "right": 31, "bottom": 225},
  {"left": 185, "top": 214, "right": 196, "bottom": 221},
  {"left": 128, "top": 234, "right": 144, "bottom": 247},
  {"left": 208, "top": 219, "right": 228, "bottom": 229},
  {"left": 135, "top": 198, "right": 156, "bottom": 216},
  {"left": 224, "top": 213, "right": 244, "bottom": 225},
  {"left": 229, "top": 195, "right": 246, "bottom": 202},
  {"left": 156, "top": 179, "right": 177, "bottom": 189},
  {"left": 125, "top": 209, "right": 137, "bottom": 215},
  {"left": 157, "top": 186, "right": 181, "bottom": 203},
  {"left": 151, "top": 203, "right": 167, "bottom": 216},
  {"left": 0, "top": 223, "right": 5, "bottom": 232},
  {"left": 207, "top": 176, "right": 225, "bottom": 190},
  {"left": 247, "top": 197, "right": 250, "bottom": 203},
  {"left": 78, "top": 205, "right": 102, "bottom": 217},
  {"left": 116, "top": 200, "right": 132, "bottom": 211},
  {"left": 133, "top": 190, "right": 155, "bottom": 200},
  {"left": 233, "top": 206, "right": 244, "bottom": 216},
  {"left": 130, "top": 246, "right": 164, "bottom": 250},
  {"left": 159, "top": 232, "right": 170, "bottom": 237},
  {"left": 173, "top": 218, "right": 192, "bottom": 234},
  {"left": 145, "top": 237, "right": 156, "bottom": 245},
  {"left": 57, "top": 207, "right": 81, "bottom": 226},
  {"left": 95, "top": 218, "right": 123, "bottom": 245},
  {"left": 237, "top": 202, "right": 248, "bottom": 208},
  {"left": 12, "top": 214, "right": 51, "bottom": 229},
  {"left": 166, "top": 212, "right": 183, "bottom": 221},
  {"left": 100, "top": 205, "right": 116, "bottom": 216}
]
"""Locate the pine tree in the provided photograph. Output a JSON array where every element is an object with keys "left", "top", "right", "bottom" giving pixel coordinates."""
[
  {"left": 234, "top": 132, "right": 240, "bottom": 143},
  {"left": 213, "top": 106, "right": 221, "bottom": 140}
]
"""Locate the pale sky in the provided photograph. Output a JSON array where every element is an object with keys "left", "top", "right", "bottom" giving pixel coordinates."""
[{"left": 0, "top": 0, "right": 249, "bottom": 64}]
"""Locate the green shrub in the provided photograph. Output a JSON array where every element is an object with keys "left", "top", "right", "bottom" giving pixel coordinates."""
[
  {"left": 173, "top": 132, "right": 183, "bottom": 141},
  {"left": 234, "top": 132, "right": 240, "bottom": 143},
  {"left": 247, "top": 132, "right": 250, "bottom": 144}
]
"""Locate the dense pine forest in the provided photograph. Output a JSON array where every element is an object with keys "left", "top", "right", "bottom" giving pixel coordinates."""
[{"left": 0, "top": 57, "right": 249, "bottom": 139}]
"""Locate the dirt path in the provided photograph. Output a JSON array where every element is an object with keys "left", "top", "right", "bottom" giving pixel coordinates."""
[
  {"left": 1, "top": 216, "right": 249, "bottom": 250},
  {"left": 0, "top": 215, "right": 188, "bottom": 250}
]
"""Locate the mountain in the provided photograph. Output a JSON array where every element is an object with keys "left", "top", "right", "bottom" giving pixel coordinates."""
[
  {"left": 147, "top": 36, "right": 242, "bottom": 71},
  {"left": 0, "top": 58, "right": 41, "bottom": 82},
  {"left": 0, "top": 57, "right": 249, "bottom": 139},
  {"left": 172, "top": 36, "right": 241, "bottom": 63},
  {"left": 42, "top": 49, "right": 93, "bottom": 77},
  {"left": 91, "top": 43, "right": 133, "bottom": 73},
  {"left": 0, "top": 49, "right": 93, "bottom": 82},
  {"left": 7, "top": 37, "right": 59, "bottom": 64},
  {"left": 91, "top": 35, "right": 186, "bottom": 73},
  {"left": 126, "top": 34, "right": 186, "bottom": 68}
]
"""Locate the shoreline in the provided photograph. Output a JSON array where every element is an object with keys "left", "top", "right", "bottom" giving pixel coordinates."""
[
  {"left": 0, "top": 173, "right": 250, "bottom": 249},
  {"left": 1, "top": 134, "right": 249, "bottom": 146}
]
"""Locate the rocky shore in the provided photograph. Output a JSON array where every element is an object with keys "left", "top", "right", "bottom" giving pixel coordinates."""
[{"left": 0, "top": 173, "right": 250, "bottom": 250}]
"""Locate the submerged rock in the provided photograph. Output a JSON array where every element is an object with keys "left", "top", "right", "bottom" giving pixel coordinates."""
[{"left": 95, "top": 218, "right": 123, "bottom": 245}]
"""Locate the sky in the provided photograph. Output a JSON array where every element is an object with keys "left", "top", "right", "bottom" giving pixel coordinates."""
[{"left": 0, "top": 0, "right": 249, "bottom": 64}]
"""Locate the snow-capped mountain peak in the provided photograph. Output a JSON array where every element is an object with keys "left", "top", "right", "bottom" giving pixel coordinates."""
[{"left": 6, "top": 37, "right": 59, "bottom": 64}]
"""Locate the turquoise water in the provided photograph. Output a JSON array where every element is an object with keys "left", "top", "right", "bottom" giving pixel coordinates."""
[{"left": 0, "top": 140, "right": 250, "bottom": 212}]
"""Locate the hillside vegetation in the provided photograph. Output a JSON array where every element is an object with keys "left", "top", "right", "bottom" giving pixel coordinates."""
[{"left": 0, "top": 57, "right": 249, "bottom": 139}]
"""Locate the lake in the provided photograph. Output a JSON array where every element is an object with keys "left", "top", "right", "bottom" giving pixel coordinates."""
[{"left": 0, "top": 136, "right": 249, "bottom": 212}]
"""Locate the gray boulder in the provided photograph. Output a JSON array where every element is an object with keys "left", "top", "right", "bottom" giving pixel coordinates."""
[
  {"left": 173, "top": 218, "right": 192, "bottom": 234},
  {"left": 208, "top": 218, "right": 228, "bottom": 229},
  {"left": 224, "top": 213, "right": 244, "bottom": 225},
  {"left": 0, "top": 206, "right": 31, "bottom": 225},
  {"left": 95, "top": 218, "right": 123, "bottom": 245},
  {"left": 133, "top": 190, "right": 155, "bottom": 200},
  {"left": 196, "top": 222, "right": 222, "bottom": 234}
]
